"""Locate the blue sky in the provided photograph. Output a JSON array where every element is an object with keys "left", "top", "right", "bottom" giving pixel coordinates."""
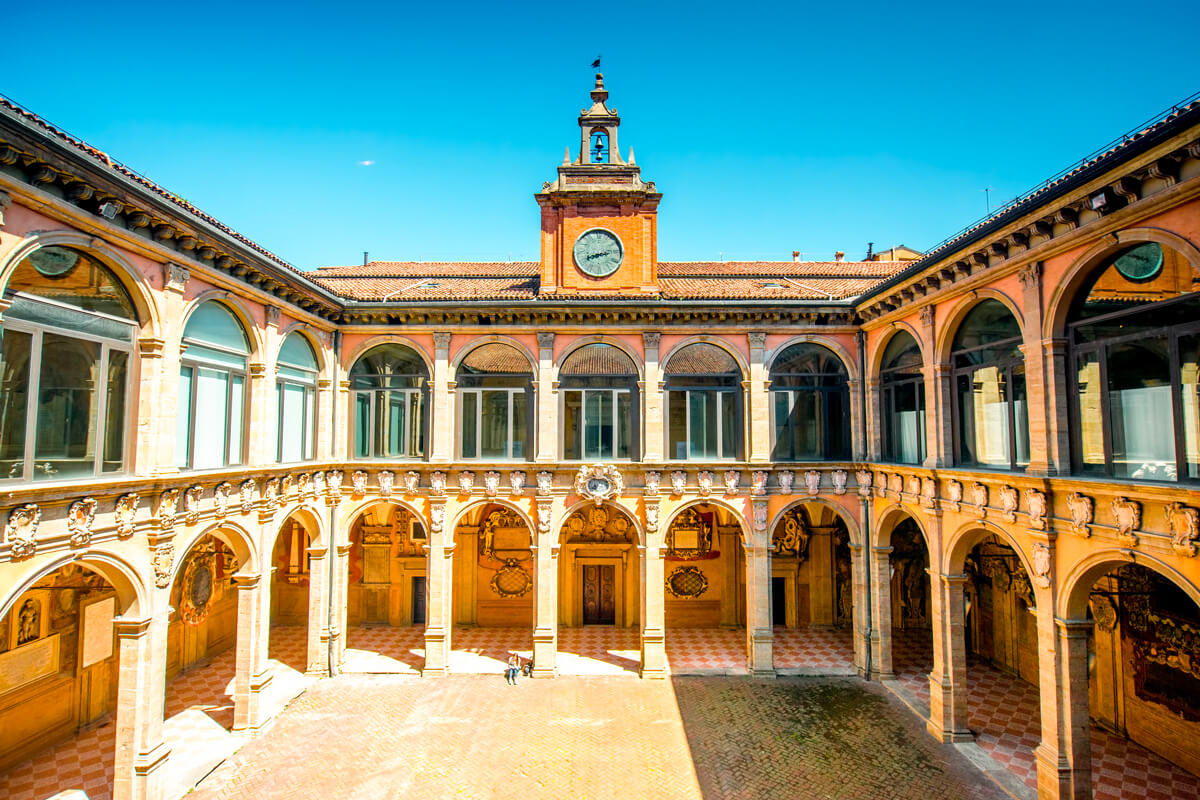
[{"left": 6, "top": 1, "right": 1197, "bottom": 268}]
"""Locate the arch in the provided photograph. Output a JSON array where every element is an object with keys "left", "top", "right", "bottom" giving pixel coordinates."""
[
  {"left": 276, "top": 322, "right": 328, "bottom": 374},
  {"left": 180, "top": 290, "right": 264, "bottom": 358},
  {"left": 934, "top": 289, "right": 1025, "bottom": 365},
  {"left": 558, "top": 499, "right": 644, "bottom": 545},
  {"left": 1056, "top": 549, "right": 1200, "bottom": 619},
  {"left": 555, "top": 335, "right": 645, "bottom": 378},
  {"left": 766, "top": 496, "right": 863, "bottom": 547},
  {"left": 447, "top": 497, "right": 536, "bottom": 538},
  {"left": 661, "top": 497, "right": 751, "bottom": 546},
  {"left": 943, "top": 519, "right": 1034, "bottom": 580},
  {"left": 0, "top": 550, "right": 149, "bottom": 622},
  {"left": 0, "top": 231, "right": 162, "bottom": 340},
  {"left": 339, "top": 496, "right": 428, "bottom": 536},
  {"left": 868, "top": 323, "right": 927, "bottom": 380},
  {"left": 765, "top": 335, "right": 858, "bottom": 383},
  {"left": 872, "top": 503, "right": 932, "bottom": 554},
  {"left": 449, "top": 335, "right": 536, "bottom": 375},
  {"left": 1045, "top": 226, "right": 1200, "bottom": 341},
  {"left": 660, "top": 336, "right": 749, "bottom": 380},
  {"left": 170, "top": 520, "right": 259, "bottom": 585},
  {"left": 343, "top": 334, "right": 434, "bottom": 376},
  {"left": 273, "top": 503, "right": 327, "bottom": 551}
]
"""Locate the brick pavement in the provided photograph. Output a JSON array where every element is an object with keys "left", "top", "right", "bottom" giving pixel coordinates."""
[{"left": 190, "top": 674, "right": 1007, "bottom": 800}]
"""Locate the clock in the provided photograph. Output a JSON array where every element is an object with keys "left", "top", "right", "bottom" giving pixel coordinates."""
[
  {"left": 1112, "top": 242, "right": 1163, "bottom": 282},
  {"left": 585, "top": 476, "right": 612, "bottom": 495},
  {"left": 573, "top": 228, "right": 624, "bottom": 277}
]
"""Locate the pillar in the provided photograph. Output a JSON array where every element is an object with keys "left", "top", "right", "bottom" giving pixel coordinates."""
[
  {"left": 1019, "top": 263, "right": 1054, "bottom": 475},
  {"left": 255, "top": 307, "right": 282, "bottom": 466},
  {"left": 870, "top": 543, "right": 894, "bottom": 680},
  {"left": 532, "top": 497, "right": 559, "bottom": 677},
  {"left": 305, "top": 544, "right": 330, "bottom": 676},
  {"left": 112, "top": 613, "right": 170, "bottom": 800},
  {"left": 535, "top": 332, "right": 557, "bottom": 462},
  {"left": 640, "top": 498, "right": 667, "bottom": 678},
  {"left": 928, "top": 572, "right": 971, "bottom": 741},
  {"left": 746, "top": 498, "right": 773, "bottom": 674},
  {"left": 932, "top": 362, "right": 953, "bottom": 468},
  {"left": 865, "top": 377, "right": 882, "bottom": 461},
  {"left": 424, "top": 499, "right": 452, "bottom": 675},
  {"left": 919, "top": 304, "right": 940, "bottom": 469},
  {"left": 849, "top": 541, "right": 869, "bottom": 675},
  {"left": 1044, "top": 338, "right": 1072, "bottom": 475},
  {"left": 849, "top": 377, "right": 865, "bottom": 461},
  {"left": 431, "top": 332, "right": 452, "bottom": 462},
  {"left": 1053, "top": 618, "right": 1094, "bottom": 799},
  {"left": 334, "top": 541, "right": 351, "bottom": 669},
  {"left": 152, "top": 263, "right": 189, "bottom": 474},
  {"left": 642, "top": 332, "right": 663, "bottom": 461},
  {"left": 747, "top": 332, "right": 770, "bottom": 463},
  {"left": 232, "top": 572, "right": 272, "bottom": 733}
]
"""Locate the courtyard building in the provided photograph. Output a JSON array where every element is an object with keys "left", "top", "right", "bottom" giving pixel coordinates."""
[{"left": 0, "top": 76, "right": 1199, "bottom": 799}]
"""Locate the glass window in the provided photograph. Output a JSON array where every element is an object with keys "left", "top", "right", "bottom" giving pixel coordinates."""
[
  {"left": 951, "top": 300, "right": 1028, "bottom": 470},
  {"left": 664, "top": 343, "right": 741, "bottom": 460},
  {"left": 457, "top": 343, "right": 533, "bottom": 461},
  {"left": 769, "top": 343, "right": 849, "bottom": 461},
  {"left": 880, "top": 332, "right": 925, "bottom": 464},
  {"left": 349, "top": 343, "right": 428, "bottom": 459},
  {"left": 1067, "top": 242, "right": 1200, "bottom": 482},
  {"left": 560, "top": 344, "right": 638, "bottom": 460},
  {"left": 0, "top": 248, "right": 137, "bottom": 482},
  {"left": 276, "top": 332, "right": 318, "bottom": 463},
  {"left": 178, "top": 301, "right": 249, "bottom": 469}
]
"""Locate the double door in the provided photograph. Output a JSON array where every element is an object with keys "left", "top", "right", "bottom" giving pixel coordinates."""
[{"left": 582, "top": 564, "right": 616, "bottom": 625}]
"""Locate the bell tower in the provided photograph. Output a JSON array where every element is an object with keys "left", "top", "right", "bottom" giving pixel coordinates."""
[{"left": 537, "top": 73, "right": 661, "bottom": 295}]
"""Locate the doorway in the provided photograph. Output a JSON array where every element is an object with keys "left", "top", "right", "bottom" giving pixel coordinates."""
[
  {"left": 583, "top": 565, "right": 616, "bottom": 624},
  {"left": 411, "top": 576, "right": 426, "bottom": 625},
  {"left": 772, "top": 577, "right": 787, "bottom": 626}
]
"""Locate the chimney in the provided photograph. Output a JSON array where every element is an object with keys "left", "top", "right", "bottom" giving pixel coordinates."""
[
  {"left": 792, "top": 250, "right": 800, "bottom": 263},
  {"left": 866, "top": 242, "right": 874, "bottom": 260},
  {"left": 363, "top": 251, "right": 369, "bottom": 267},
  {"left": 835, "top": 251, "right": 845, "bottom": 262}
]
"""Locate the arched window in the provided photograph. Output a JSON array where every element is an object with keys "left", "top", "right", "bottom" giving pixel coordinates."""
[
  {"left": 769, "top": 343, "right": 850, "bottom": 461},
  {"left": 1068, "top": 241, "right": 1200, "bottom": 481},
  {"left": 0, "top": 246, "right": 137, "bottom": 481},
  {"left": 590, "top": 129, "right": 609, "bottom": 164},
  {"left": 349, "top": 343, "right": 428, "bottom": 459},
  {"left": 275, "top": 332, "right": 318, "bottom": 463},
  {"left": 880, "top": 332, "right": 925, "bottom": 464},
  {"left": 177, "top": 301, "right": 250, "bottom": 469},
  {"left": 664, "top": 343, "right": 741, "bottom": 460},
  {"left": 951, "top": 299, "right": 1028, "bottom": 470},
  {"left": 457, "top": 343, "right": 533, "bottom": 460},
  {"left": 561, "top": 344, "right": 638, "bottom": 460}
]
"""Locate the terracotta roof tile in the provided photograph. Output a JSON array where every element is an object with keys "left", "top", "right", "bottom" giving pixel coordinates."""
[
  {"left": 313, "top": 261, "right": 539, "bottom": 278},
  {"left": 657, "top": 261, "right": 901, "bottom": 277}
]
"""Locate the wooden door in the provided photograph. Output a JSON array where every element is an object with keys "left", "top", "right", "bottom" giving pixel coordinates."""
[
  {"left": 411, "top": 576, "right": 426, "bottom": 625},
  {"left": 582, "top": 564, "right": 616, "bottom": 625}
]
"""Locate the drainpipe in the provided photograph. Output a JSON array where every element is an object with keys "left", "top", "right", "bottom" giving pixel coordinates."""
[
  {"left": 327, "top": 330, "right": 343, "bottom": 677},
  {"left": 857, "top": 329, "right": 873, "bottom": 680}
]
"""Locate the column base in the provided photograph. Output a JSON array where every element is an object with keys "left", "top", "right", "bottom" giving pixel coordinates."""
[
  {"left": 423, "top": 627, "right": 450, "bottom": 676},
  {"left": 532, "top": 628, "right": 557, "bottom": 678},
  {"left": 640, "top": 628, "right": 666, "bottom": 679}
]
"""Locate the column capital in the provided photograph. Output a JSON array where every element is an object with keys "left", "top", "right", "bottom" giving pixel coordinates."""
[
  {"left": 939, "top": 572, "right": 970, "bottom": 587},
  {"left": 432, "top": 331, "right": 452, "bottom": 351},
  {"left": 1055, "top": 617, "right": 1093, "bottom": 635},
  {"left": 233, "top": 572, "right": 263, "bottom": 588},
  {"left": 642, "top": 331, "right": 661, "bottom": 350},
  {"left": 536, "top": 331, "right": 555, "bottom": 350}
]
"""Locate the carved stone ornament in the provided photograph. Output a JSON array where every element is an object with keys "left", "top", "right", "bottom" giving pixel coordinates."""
[
  {"left": 184, "top": 485, "right": 203, "bottom": 525},
  {"left": 240, "top": 479, "right": 256, "bottom": 514},
  {"left": 484, "top": 471, "right": 500, "bottom": 498},
  {"left": 919, "top": 304, "right": 935, "bottom": 328},
  {"left": 889, "top": 474, "right": 903, "bottom": 496},
  {"left": 152, "top": 541, "right": 175, "bottom": 588},
  {"left": 904, "top": 475, "right": 920, "bottom": 498},
  {"left": 999, "top": 485, "right": 1018, "bottom": 523},
  {"left": 458, "top": 471, "right": 475, "bottom": 495},
  {"left": 312, "top": 471, "right": 327, "bottom": 497},
  {"left": 403, "top": 470, "right": 419, "bottom": 495},
  {"left": 724, "top": 470, "right": 740, "bottom": 496},
  {"left": 644, "top": 503, "right": 660, "bottom": 534},
  {"left": 67, "top": 497, "right": 98, "bottom": 548},
  {"left": 297, "top": 472, "right": 311, "bottom": 497},
  {"left": 875, "top": 471, "right": 888, "bottom": 498},
  {"left": 1025, "top": 489, "right": 1048, "bottom": 531},
  {"left": 972, "top": 483, "right": 988, "bottom": 517},
  {"left": 510, "top": 470, "right": 526, "bottom": 496},
  {"left": 429, "top": 503, "right": 445, "bottom": 534},
  {"left": 264, "top": 478, "right": 279, "bottom": 510},
  {"left": 856, "top": 469, "right": 873, "bottom": 497},
  {"left": 5, "top": 504, "right": 41, "bottom": 560},
  {"left": 162, "top": 261, "right": 189, "bottom": 293},
  {"left": 698, "top": 470, "right": 714, "bottom": 497},
  {"left": 327, "top": 470, "right": 343, "bottom": 500},
  {"left": 947, "top": 480, "right": 963, "bottom": 512},
  {"left": 214, "top": 482, "right": 232, "bottom": 519},
  {"left": 666, "top": 565, "right": 709, "bottom": 599},
  {"left": 805, "top": 469, "right": 821, "bottom": 496},
  {"left": 573, "top": 464, "right": 624, "bottom": 507},
  {"left": 157, "top": 489, "right": 180, "bottom": 532},
  {"left": 832, "top": 469, "right": 848, "bottom": 496},
  {"left": 921, "top": 478, "right": 937, "bottom": 508},
  {"left": 536, "top": 502, "right": 553, "bottom": 535},
  {"left": 1166, "top": 501, "right": 1200, "bottom": 557},
  {"left": 1031, "top": 542, "right": 1052, "bottom": 589},
  {"left": 671, "top": 470, "right": 687, "bottom": 495},
  {"left": 753, "top": 499, "right": 769, "bottom": 533},
  {"left": 1067, "top": 492, "right": 1093, "bottom": 537},
  {"left": 351, "top": 470, "right": 368, "bottom": 498},
  {"left": 1089, "top": 594, "right": 1118, "bottom": 632},
  {"left": 378, "top": 470, "right": 395, "bottom": 497},
  {"left": 644, "top": 470, "right": 661, "bottom": 497},
  {"left": 114, "top": 493, "right": 139, "bottom": 539},
  {"left": 751, "top": 470, "right": 768, "bottom": 496},
  {"left": 1112, "top": 497, "right": 1141, "bottom": 547}
]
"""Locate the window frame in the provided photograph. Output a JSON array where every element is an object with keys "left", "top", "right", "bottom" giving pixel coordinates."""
[
  {"left": 178, "top": 331, "right": 250, "bottom": 471},
  {"left": 275, "top": 333, "right": 319, "bottom": 464},
  {"left": 767, "top": 344, "right": 851, "bottom": 462},
  {"left": 458, "top": 385, "right": 531, "bottom": 461},
  {"left": 348, "top": 344, "right": 431, "bottom": 461},
  {"left": 879, "top": 334, "right": 926, "bottom": 466},
  {"left": 949, "top": 334, "right": 1028, "bottom": 471}
]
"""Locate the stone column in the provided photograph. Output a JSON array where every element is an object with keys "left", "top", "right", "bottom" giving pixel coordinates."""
[
  {"left": 865, "top": 377, "right": 882, "bottom": 461},
  {"left": 305, "top": 544, "right": 330, "bottom": 676},
  {"left": 849, "top": 541, "right": 869, "bottom": 675},
  {"left": 152, "top": 263, "right": 189, "bottom": 474},
  {"left": 642, "top": 332, "right": 663, "bottom": 461},
  {"left": 335, "top": 379, "right": 350, "bottom": 461},
  {"left": 931, "top": 362, "right": 954, "bottom": 468},
  {"left": 532, "top": 496, "right": 559, "bottom": 677},
  {"left": 1019, "top": 263, "right": 1054, "bottom": 475},
  {"left": 535, "top": 332, "right": 557, "bottom": 462},
  {"left": 256, "top": 306, "right": 282, "bottom": 466},
  {"left": 316, "top": 376, "right": 334, "bottom": 461},
  {"left": 747, "top": 332, "right": 770, "bottom": 463},
  {"left": 232, "top": 572, "right": 273, "bottom": 733},
  {"left": 431, "top": 332, "right": 452, "bottom": 462},
  {"left": 423, "top": 499, "right": 452, "bottom": 675},
  {"left": 745, "top": 498, "right": 773, "bottom": 674},
  {"left": 928, "top": 572, "right": 971, "bottom": 741},
  {"left": 1044, "top": 338, "right": 1072, "bottom": 476},
  {"left": 870, "top": 543, "right": 894, "bottom": 680},
  {"left": 919, "top": 305, "right": 939, "bottom": 468},
  {"left": 1053, "top": 618, "right": 1094, "bottom": 799},
  {"left": 112, "top": 613, "right": 170, "bottom": 800},
  {"left": 334, "top": 541, "right": 351, "bottom": 669},
  {"left": 640, "top": 498, "right": 667, "bottom": 678},
  {"left": 848, "top": 378, "right": 865, "bottom": 461}
]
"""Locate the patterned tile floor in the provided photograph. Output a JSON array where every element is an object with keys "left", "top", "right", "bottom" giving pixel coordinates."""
[{"left": 774, "top": 625, "right": 857, "bottom": 672}]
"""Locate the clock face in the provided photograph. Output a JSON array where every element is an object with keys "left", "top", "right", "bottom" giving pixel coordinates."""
[
  {"left": 586, "top": 476, "right": 612, "bottom": 495},
  {"left": 573, "top": 228, "right": 624, "bottom": 277},
  {"left": 1112, "top": 242, "right": 1163, "bottom": 282}
]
